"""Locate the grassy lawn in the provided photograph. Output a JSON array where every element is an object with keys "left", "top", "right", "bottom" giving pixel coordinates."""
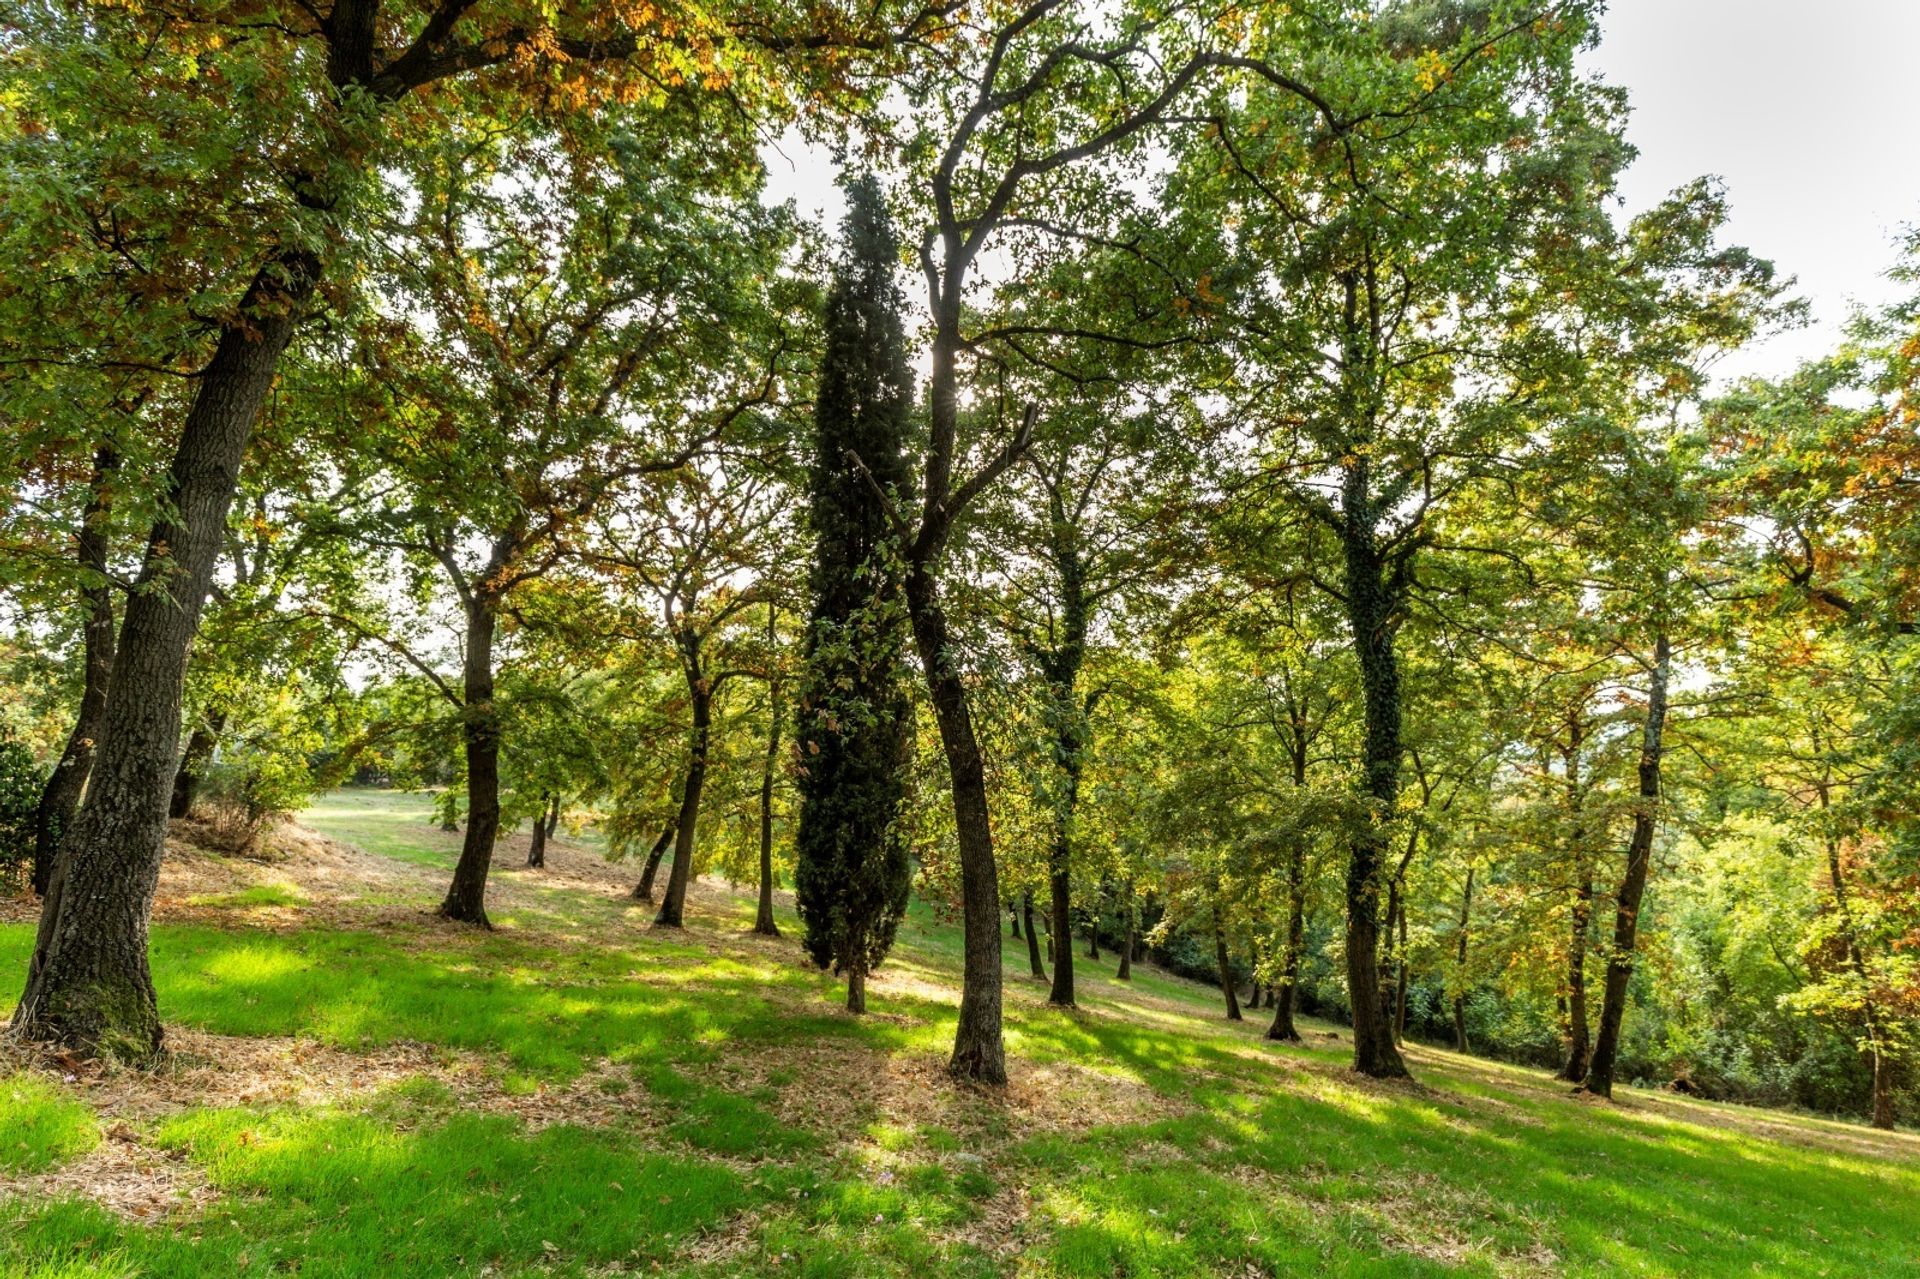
[{"left": 1, "top": 789, "right": 1916, "bottom": 1277}]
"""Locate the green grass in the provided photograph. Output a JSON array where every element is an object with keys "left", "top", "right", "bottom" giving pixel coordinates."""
[
  {"left": 0, "top": 1076, "right": 98, "bottom": 1175},
  {"left": 1, "top": 788, "right": 1916, "bottom": 1277}
]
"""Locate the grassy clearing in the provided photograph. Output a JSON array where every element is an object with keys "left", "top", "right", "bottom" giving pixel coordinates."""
[{"left": 1, "top": 788, "right": 1916, "bottom": 1277}]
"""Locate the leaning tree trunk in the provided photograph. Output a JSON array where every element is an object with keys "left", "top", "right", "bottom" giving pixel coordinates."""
[
  {"left": 655, "top": 671, "right": 710, "bottom": 929},
  {"left": 753, "top": 666, "right": 783, "bottom": 937},
  {"left": 167, "top": 710, "right": 225, "bottom": 820},
  {"left": 632, "top": 823, "right": 675, "bottom": 902},
  {"left": 1582, "top": 629, "right": 1671, "bottom": 1100},
  {"left": 12, "top": 249, "right": 319, "bottom": 1060},
  {"left": 1558, "top": 873, "right": 1594, "bottom": 1081},
  {"left": 526, "top": 791, "right": 550, "bottom": 868},
  {"left": 906, "top": 561, "right": 1005, "bottom": 1085},
  {"left": 1214, "top": 915, "right": 1243, "bottom": 1021},
  {"left": 441, "top": 595, "right": 501, "bottom": 926},
  {"left": 1023, "top": 891, "right": 1047, "bottom": 979},
  {"left": 1452, "top": 866, "right": 1474, "bottom": 1053},
  {"left": 32, "top": 445, "right": 119, "bottom": 897},
  {"left": 1340, "top": 505, "right": 1412, "bottom": 1079}
]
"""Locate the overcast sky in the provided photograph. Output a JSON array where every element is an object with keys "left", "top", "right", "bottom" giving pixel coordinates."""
[
  {"left": 762, "top": 2, "right": 1920, "bottom": 384},
  {"left": 1590, "top": 0, "right": 1920, "bottom": 379}
]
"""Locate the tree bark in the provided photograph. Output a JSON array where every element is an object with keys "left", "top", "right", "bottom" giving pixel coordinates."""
[
  {"left": 1393, "top": 890, "right": 1410, "bottom": 1045},
  {"left": 655, "top": 644, "right": 710, "bottom": 928},
  {"left": 440, "top": 595, "right": 501, "bottom": 926},
  {"left": 167, "top": 711, "right": 227, "bottom": 820},
  {"left": 753, "top": 660, "right": 782, "bottom": 938},
  {"left": 632, "top": 823, "right": 675, "bottom": 902},
  {"left": 905, "top": 561, "right": 1006, "bottom": 1084},
  {"left": 1023, "top": 891, "right": 1047, "bottom": 979},
  {"left": 1009, "top": 901, "right": 1021, "bottom": 939},
  {"left": 846, "top": 964, "right": 866, "bottom": 1014},
  {"left": 1582, "top": 628, "right": 1671, "bottom": 1100},
  {"left": 1268, "top": 843, "right": 1307, "bottom": 1042},
  {"left": 12, "top": 249, "right": 319, "bottom": 1060},
  {"left": 1048, "top": 858, "right": 1076, "bottom": 1007},
  {"left": 1558, "top": 875, "right": 1594, "bottom": 1081},
  {"left": 1115, "top": 884, "right": 1135, "bottom": 981},
  {"left": 526, "top": 791, "right": 550, "bottom": 868},
  {"left": 32, "top": 446, "right": 119, "bottom": 897},
  {"left": 1215, "top": 916, "right": 1243, "bottom": 1021},
  {"left": 1452, "top": 866, "right": 1474, "bottom": 1053},
  {"left": 1340, "top": 487, "right": 1411, "bottom": 1078}
]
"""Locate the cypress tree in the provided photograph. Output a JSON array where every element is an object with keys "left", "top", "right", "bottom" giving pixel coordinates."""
[{"left": 793, "top": 176, "right": 916, "bottom": 1014}]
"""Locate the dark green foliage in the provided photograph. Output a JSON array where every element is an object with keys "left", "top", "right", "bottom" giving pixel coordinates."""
[
  {"left": 793, "top": 177, "right": 916, "bottom": 992},
  {"left": 0, "top": 730, "right": 44, "bottom": 883}
]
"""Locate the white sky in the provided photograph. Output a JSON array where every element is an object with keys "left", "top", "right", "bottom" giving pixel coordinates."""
[
  {"left": 1589, "top": 0, "right": 1920, "bottom": 379},
  {"left": 760, "top": 1, "right": 1920, "bottom": 385}
]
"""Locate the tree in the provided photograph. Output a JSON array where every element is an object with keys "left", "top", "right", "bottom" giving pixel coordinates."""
[{"left": 793, "top": 177, "right": 917, "bottom": 1012}]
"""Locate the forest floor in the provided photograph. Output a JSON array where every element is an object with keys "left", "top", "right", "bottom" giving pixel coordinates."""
[{"left": 2, "top": 789, "right": 1917, "bottom": 1278}]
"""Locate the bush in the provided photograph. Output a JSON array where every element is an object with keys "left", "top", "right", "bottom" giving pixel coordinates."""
[{"left": 0, "top": 730, "right": 45, "bottom": 886}]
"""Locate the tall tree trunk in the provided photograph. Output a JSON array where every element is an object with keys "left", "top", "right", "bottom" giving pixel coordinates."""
[
  {"left": 1214, "top": 915, "right": 1243, "bottom": 1021},
  {"left": 545, "top": 793, "right": 561, "bottom": 840},
  {"left": 12, "top": 250, "right": 319, "bottom": 1060},
  {"left": 441, "top": 596, "right": 501, "bottom": 926},
  {"left": 1048, "top": 856, "right": 1076, "bottom": 1007},
  {"left": 1558, "top": 875, "right": 1594, "bottom": 1081},
  {"left": 632, "top": 823, "right": 675, "bottom": 902},
  {"left": 905, "top": 562, "right": 1005, "bottom": 1084},
  {"left": 1023, "top": 891, "right": 1047, "bottom": 979},
  {"left": 526, "top": 791, "right": 550, "bottom": 868},
  {"left": 32, "top": 446, "right": 119, "bottom": 897},
  {"left": 1452, "top": 866, "right": 1474, "bottom": 1053},
  {"left": 754, "top": 659, "right": 782, "bottom": 938},
  {"left": 655, "top": 666, "right": 710, "bottom": 929},
  {"left": 1819, "top": 786, "right": 1898, "bottom": 1130},
  {"left": 1115, "top": 883, "right": 1135, "bottom": 981},
  {"left": 1268, "top": 843, "right": 1307, "bottom": 1042},
  {"left": 1009, "top": 900, "right": 1021, "bottom": 939},
  {"left": 1582, "top": 629, "right": 1671, "bottom": 1099},
  {"left": 1341, "top": 497, "right": 1411, "bottom": 1078},
  {"left": 1394, "top": 890, "right": 1410, "bottom": 1045}
]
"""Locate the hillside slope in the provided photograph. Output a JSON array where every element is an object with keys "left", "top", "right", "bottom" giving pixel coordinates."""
[{"left": 2, "top": 789, "right": 1916, "bottom": 1278}]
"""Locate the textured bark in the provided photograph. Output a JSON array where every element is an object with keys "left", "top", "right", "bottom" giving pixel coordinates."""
[
  {"left": 1214, "top": 918, "right": 1243, "bottom": 1021},
  {"left": 1341, "top": 490, "right": 1411, "bottom": 1078},
  {"left": 13, "top": 249, "right": 318, "bottom": 1059},
  {"left": 632, "top": 824, "right": 675, "bottom": 901},
  {"left": 1023, "top": 891, "right": 1047, "bottom": 979},
  {"left": 32, "top": 446, "right": 119, "bottom": 897},
  {"left": 906, "top": 561, "right": 1005, "bottom": 1084},
  {"left": 440, "top": 596, "right": 501, "bottom": 926},
  {"left": 655, "top": 642, "right": 711, "bottom": 929},
  {"left": 1582, "top": 629, "right": 1671, "bottom": 1099}
]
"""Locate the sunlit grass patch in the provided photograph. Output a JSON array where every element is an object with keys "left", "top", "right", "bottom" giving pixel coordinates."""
[{"left": 0, "top": 1075, "right": 98, "bottom": 1174}]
